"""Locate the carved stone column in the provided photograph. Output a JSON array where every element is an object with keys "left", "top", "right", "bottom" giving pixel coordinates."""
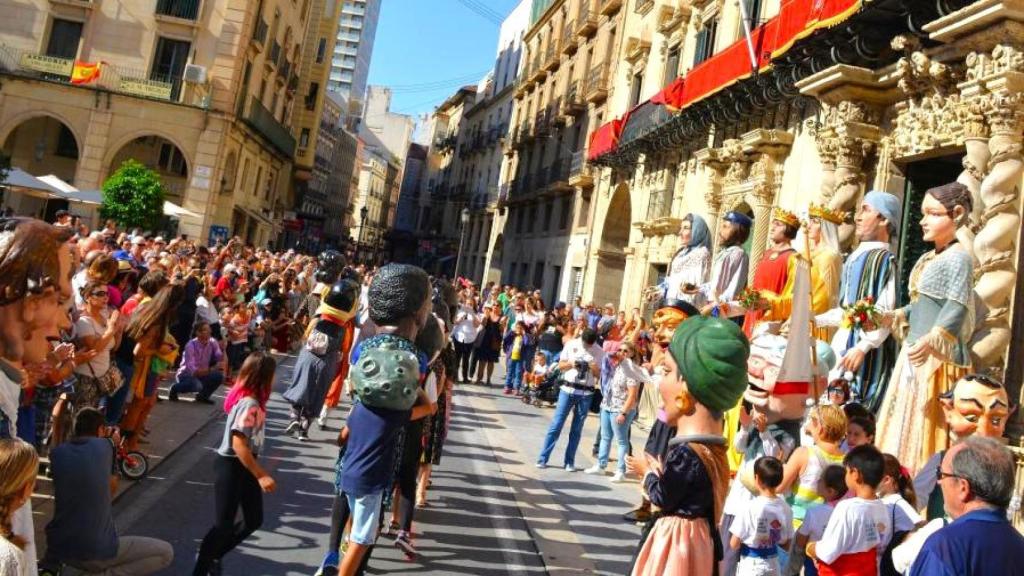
[
  {"left": 694, "top": 147, "right": 728, "bottom": 254},
  {"left": 816, "top": 134, "right": 838, "bottom": 204},
  {"left": 956, "top": 102, "right": 990, "bottom": 265},
  {"left": 821, "top": 103, "right": 880, "bottom": 248},
  {"left": 971, "top": 92, "right": 1024, "bottom": 372},
  {"left": 743, "top": 129, "right": 793, "bottom": 270}
]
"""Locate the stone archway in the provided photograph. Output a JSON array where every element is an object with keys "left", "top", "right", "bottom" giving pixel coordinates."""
[
  {"left": 106, "top": 134, "right": 191, "bottom": 205},
  {"left": 593, "top": 183, "right": 631, "bottom": 306},
  {"left": 1, "top": 115, "right": 80, "bottom": 219}
]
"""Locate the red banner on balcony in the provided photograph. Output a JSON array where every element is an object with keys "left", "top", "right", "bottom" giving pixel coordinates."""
[
  {"left": 587, "top": 0, "right": 862, "bottom": 161},
  {"left": 587, "top": 117, "right": 625, "bottom": 161},
  {"left": 70, "top": 61, "right": 102, "bottom": 85},
  {"left": 650, "top": 77, "right": 686, "bottom": 110}
]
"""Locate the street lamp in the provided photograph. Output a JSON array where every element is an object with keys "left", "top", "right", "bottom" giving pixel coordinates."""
[
  {"left": 454, "top": 207, "right": 470, "bottom": 280},
  {"left": 358, "top": 206, "right": 368, "bottom": 264}
]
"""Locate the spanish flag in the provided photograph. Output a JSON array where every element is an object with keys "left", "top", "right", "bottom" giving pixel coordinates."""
[{"left": 70, "top": 61, "right": 102, "bottom": 85}]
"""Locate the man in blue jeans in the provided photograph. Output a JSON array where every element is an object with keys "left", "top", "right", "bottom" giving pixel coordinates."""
[{"left": 537, "top": 328, "right": 604, "bottom": 472}]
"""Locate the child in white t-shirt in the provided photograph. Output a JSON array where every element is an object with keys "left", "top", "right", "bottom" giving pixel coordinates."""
[
  {"left": 789, "top": 464, "right": 848, "bottom": 576},
  {"left": 807, "top": 446, "right": 892, "bottom": 576},
  {"left": 878, "top": 453, "right": 925, "bottom": 574},
  {"left": 730, "top": 456, "right": 793, "bottom": 576}
]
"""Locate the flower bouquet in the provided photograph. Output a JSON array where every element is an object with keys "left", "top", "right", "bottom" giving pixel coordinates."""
[
  {"left": 842, "top": 297, "right": 881, "bottom": 332},
  {"left": 738, "top": 287, "right": 765, "bottom": 312}
]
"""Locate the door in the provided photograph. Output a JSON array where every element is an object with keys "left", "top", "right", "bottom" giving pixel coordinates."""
[
  {"left": 896, "top": 155, "right": 963, "bottom": 305},
  {"left": 151, "top": 37, "right": 191, "bottom": 100}
]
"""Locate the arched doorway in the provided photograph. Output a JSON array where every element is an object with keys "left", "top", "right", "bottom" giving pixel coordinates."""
[
  {"left": 593, "top": 184, "right": 631, "bottom": 306},
  {"left": 1, "top": 115, "right": 80, "bottom": 220},
  {"left": 107, "top": 135, "right": 190, "bottom": 205}
]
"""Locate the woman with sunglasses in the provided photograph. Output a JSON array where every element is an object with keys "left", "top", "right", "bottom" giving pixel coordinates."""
[{"left": 73, "top": 280, "right": 126, "bottom": 410}]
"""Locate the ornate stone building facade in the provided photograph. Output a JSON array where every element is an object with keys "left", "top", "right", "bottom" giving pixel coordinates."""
[{"left": 498, "top": 0, "right": 1024, "bottom": 448}]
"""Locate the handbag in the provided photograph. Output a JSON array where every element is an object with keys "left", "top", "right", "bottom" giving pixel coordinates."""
[{"left": 87, "top": 363, "right": 125, "bottom": 396}]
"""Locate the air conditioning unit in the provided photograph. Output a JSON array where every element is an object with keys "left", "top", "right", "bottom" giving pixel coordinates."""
[{"left": 183, "top": 64, "right": 207, "bottom": 84}]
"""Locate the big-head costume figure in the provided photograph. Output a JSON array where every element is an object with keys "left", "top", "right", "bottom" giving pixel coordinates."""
[
  {"left": 0, "top": 218, "right": 75, "bottom": 572},
  {"left": 627, "top": 316, "right": 749, "bottom": 576},
  {"left": 913, "top": 373, "right": 1010, "bottom": 520}
]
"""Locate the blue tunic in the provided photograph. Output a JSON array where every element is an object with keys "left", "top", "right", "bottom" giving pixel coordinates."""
[{"left": 909, "top": 508, "right": 1024, "bottom": 576}]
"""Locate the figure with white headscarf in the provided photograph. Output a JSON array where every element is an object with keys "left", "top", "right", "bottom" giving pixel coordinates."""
[
  {"left": 797, "top": 204, "right": 844, "bottom": 341},
  {"left": 649, "top": 214, "right": 712, "bottom": 307},
  {"left": 815, "top": 191, "right": 900, "bottom": 413}
]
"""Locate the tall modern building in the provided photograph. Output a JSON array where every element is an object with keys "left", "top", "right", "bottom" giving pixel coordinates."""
[{"left": 328, "top": 0, "right": 380, "bottom": 116}]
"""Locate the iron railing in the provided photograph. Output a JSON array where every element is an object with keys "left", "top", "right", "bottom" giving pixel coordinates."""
[
  {"left": 244, "top": 96, "right": 296, "bottom": 156},
  {"left": 156, "top": 0, "right": 200, "bottom": 20}
]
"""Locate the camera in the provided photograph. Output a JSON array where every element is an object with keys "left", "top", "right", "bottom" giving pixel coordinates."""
[{"left": 573, "top": 359, "right": 591, "bottom": 386}]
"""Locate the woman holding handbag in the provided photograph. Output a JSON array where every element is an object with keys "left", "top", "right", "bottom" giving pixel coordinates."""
[
  {"left": 73, "top": 280, "right": 126, "bottom": 411},
  {"left": 472, "top": 304, "right": 503, "bottom": 386}
]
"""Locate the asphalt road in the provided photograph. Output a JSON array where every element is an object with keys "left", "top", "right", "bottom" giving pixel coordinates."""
[{"left": 110, "top": 354, "right": 574, "bottom": 575}]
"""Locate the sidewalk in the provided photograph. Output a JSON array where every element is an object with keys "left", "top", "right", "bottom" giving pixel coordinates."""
[{"left": 30, "top": 369, "right": 234, "bottom": 557}]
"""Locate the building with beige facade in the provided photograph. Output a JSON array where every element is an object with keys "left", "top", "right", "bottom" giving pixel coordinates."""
[
  {"left": 497, "top": 0, "right": 627, "bottom": 303},
  {"left": 0, "top": 0, "right": 318, "bottom": 245},
  {"left": 491, "top": 0, "right": 1024, "bottom": 440}
]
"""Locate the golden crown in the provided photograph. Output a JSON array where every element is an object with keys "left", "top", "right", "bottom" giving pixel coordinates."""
[
  {"left": 772, "top": 207, "right": 801, "bottom": 228},
  {"left": 808, "top": 203, "right": 848, "bottom": 225}
]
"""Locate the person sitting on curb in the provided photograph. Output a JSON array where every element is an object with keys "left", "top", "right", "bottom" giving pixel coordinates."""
[
  {"left": 41, "top": 407, "right": 173, "bottom": 575},
  {"left": 169, "top": 321, "right": 225, "bottom": 404}
]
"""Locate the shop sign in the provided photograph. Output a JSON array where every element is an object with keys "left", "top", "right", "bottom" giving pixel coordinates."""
[
  {"left": 20, "top": 53, "right": 73, "bottom": 76},
  {"left": 119, "top": 77, "right": 173, "bottom": 100}
]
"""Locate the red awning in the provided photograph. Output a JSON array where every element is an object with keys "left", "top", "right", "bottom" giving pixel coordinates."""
[{"left": 587, "top": 0, "right": 862, "bottom": 161}]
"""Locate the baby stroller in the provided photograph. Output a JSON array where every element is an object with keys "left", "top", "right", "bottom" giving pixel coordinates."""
[{"left": 525, "top": 367, "right": 561, "bottom": 407}]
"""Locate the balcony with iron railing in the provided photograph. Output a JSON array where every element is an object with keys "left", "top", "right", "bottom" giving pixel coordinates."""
[
  {"left": 268, "top": 41, "right": 281, "bottom": 69},
  {"left": 561, "top": 21, "right": 578, "bottom": 54},
  {"left": 0, "top": 43, "right": 199, "bottom": 106},
  {"left": 156, "top": 0, "right": 200, "bottom": 20},
  {"left": 252, "top": 19, "right": 268, "bottom": 47},
  {"left": 243, "top": 96, "right": 296, "bottom": 157},
  {"left": 544, "top": 40, "right": 561, "bottom": 72},
  {"left": 584, "top": 65, "right": 609, "bottom": 104},
  {"left": 598, "top": 0, "right": 622, "bottom": 16},
  {"left": 569, "top": 150, "right": 594, "bottom": 188},
  {"left": 530, "top": 54, "right": 546, "bottom": 83},
  {"left": 548, "top": 98, "right": 564, "bottom": 126},
  {"left": 549, "top": 155, "right": 572, "bottom": 190},
  {"left": 534, "top": 109, "right": 550, "bottom": 138},
  {"left": 646, "top": 188, "right": 673, "bottom": 220},
  {"left": 634, "top": 0, "right": 654, "bottom": 14},
  {"left": 577, "top": 1, "right": 598, "bottom": 37},
  {"left": 562, "top": 80, "right": 586, "bottom": 117}
]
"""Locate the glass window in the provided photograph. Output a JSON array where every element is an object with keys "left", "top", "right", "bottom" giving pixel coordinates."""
[
  {"left": 664, "top": 46, "right": 680, "bottom": 86},
  {"left": 46, "top": 19, "right": 83, "bottom": 59},
  {"left": 316, "top": 38, "right": 327, "bottom": 63},
  {"left": 151, "top": 37, "right": 191, "bottom": 100}
]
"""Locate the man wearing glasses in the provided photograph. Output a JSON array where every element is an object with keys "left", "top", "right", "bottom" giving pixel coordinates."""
[{"left": 908, "top": 436, "right": 1024, "bottom": 575}]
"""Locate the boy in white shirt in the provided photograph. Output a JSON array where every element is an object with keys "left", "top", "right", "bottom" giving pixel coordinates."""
[
  {"left": 807, "top": 445, "right": 892, "bottom": 576},
  {"left": 789, "top": 464, "right": 847, "bottom": 576},
  {"left": 730, "top": 456, "right": 793, "bottom": 576}
]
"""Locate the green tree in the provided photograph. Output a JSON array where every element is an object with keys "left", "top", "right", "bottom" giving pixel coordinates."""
[{"left": 99, "top": 159, "right": 165, "bottom": 230}]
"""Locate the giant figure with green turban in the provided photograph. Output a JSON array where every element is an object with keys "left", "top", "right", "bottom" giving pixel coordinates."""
[{"left": 627, "top": 316, "right": 750, "bottom": 576}]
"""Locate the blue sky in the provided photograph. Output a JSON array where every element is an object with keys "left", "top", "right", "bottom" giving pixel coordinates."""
[{"left": 367, "top": 0, "right": 523, "bottom": 116}]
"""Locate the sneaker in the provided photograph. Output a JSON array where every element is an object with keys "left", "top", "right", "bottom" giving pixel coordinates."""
[
  {"left": 297, "top": 430, "right": 310, "bottom": 442},
  {"left": 503, "top": 388, "right": 513, "bottom": 395},
  {"left": 168, "top": 390, "right": 179, "bottom": 402},
  {"left": 314, "top": 551, "right": 340, "bottom": 576},
  {"left": 584, "top": 465, "right": 606, "bottom": 475},
  {"left": 284, "top": 420, "right": 301, "bottom": 435},
  {"left": 394, "top": 531, "right": 417, "bottom": 560},
  {"left": 564, "top": 464, "right": 577, "bottom": 473},
  {"left": 610, "top": 472, "right": 626, "bottom": 483},
  {"left": 535, "top": 461, "right": 547, "bottom": 469}
]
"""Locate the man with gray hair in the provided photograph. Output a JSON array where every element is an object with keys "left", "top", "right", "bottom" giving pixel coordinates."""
[{"left": 909, "top": 436, "right": 1024, "bottom": 575}]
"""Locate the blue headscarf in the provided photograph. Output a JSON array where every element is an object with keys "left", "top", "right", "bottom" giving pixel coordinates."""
[{"left": 680, "top": 213, "right": 712, "bottom": 256}]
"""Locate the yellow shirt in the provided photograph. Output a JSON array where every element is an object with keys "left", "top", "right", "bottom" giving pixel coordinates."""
[{"left": 511, "top": 335, "right": 522, "bottom": 360}]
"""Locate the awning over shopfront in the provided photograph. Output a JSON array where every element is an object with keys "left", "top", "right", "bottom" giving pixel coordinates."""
[
  {"left": 3, "top": 168, "right": 64, "bottom": 199},
  {"left": 163, "top": 200, "right": 201, "bottom": 219},
  {"left": 589, "top": 0, "right": 863, "bottom": 161}
]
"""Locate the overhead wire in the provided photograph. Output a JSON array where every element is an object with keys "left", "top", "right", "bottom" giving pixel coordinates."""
[{"left": 453, "top": 0, "right": 503, "bottom": 25}]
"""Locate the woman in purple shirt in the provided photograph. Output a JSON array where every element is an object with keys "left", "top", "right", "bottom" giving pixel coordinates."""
[{"left": 169, "top": 322, "right": 225, "bottom": 404}]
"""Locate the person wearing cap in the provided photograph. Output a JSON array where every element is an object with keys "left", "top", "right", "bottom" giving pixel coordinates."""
[
  {"left": 814, "top": 191, "right": 900, "bottom": 412},
  {"left": 626, "top": 316, "right": 750, "bottom": 576},
  {"left": 696, "top": 211, "right": 751, "bottom": 320}
]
